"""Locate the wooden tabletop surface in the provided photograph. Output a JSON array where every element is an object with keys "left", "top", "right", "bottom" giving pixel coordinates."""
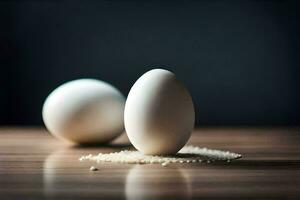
[{"left": 0, "top": 127, "right": 300, "bottom": 200}]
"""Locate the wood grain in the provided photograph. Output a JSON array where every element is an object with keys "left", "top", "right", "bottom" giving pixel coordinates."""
[{"left": 0, "top": 127, "right": 300, "bottom": 200}]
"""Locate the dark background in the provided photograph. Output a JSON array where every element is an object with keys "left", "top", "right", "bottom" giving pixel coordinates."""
[{"left": 1, "top": 0, "right": 299, "bottom": 126}]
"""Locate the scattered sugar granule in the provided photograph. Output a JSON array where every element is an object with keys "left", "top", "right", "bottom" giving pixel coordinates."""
[
  {"left": 80, "top": 145, "right": 241, "bottom": 165},
  {"left": 90, "top": 166, "right": 98, "bottom": 171}
]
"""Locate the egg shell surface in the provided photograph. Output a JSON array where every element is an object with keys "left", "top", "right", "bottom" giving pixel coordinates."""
[
  {"left": 124, "top": 69, "right": 195, "bottom": 155},
  {"left": 42, "top": 79, "right": 125, "bottom": 144}
]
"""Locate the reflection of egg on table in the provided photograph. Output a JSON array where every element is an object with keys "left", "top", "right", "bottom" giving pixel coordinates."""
[
  {"left": 42, "top": 79, "right": 125, "bottom": 144},
  {"left": 125, "top": 165, "right": 191, "bottom": 200},
  {"left": 125, "top": 69, "right": 195, "bottom": 155}
]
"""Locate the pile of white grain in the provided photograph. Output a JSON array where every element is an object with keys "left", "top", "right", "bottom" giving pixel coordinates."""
[{"left": 79, "top": 145, "right": 241, "bottom": 166}]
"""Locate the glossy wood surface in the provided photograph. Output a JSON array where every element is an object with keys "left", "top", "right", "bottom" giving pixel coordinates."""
[{"left": 0, "top": 127, "right": 300, "bottom": 200}]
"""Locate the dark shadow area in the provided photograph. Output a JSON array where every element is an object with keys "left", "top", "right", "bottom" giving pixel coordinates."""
[
  {"left": 1, "top": 1, "right": 300, "bottom": 126},
  {"left": 73, "top": 142, "right": 132, "bottom": 149}
]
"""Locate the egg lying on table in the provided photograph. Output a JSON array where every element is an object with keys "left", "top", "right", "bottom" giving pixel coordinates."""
[
  {"left": 42, "top": 79, "right": 125, "bottom": 145},
  {"left": 124, "top": 69, "right": 195, "bottom": 155}
]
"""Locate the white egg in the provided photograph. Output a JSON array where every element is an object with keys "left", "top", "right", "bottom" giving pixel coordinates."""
[
  {"left": 124, "top": 69, "right": 195, "bottom": 155},
  {"left": 42, "top": 79, "right": 125, "bottom": 144}
]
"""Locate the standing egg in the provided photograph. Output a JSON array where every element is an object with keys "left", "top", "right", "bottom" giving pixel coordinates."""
[
  {"left": 42, "top": 79, "right": 125, "bottom": 144},
  {"left": 124, "top": 69, "right": 195, "bottom": 155}
]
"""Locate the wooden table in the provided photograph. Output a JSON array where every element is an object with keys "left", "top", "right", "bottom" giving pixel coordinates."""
[{"left": 0, "top": 127, "right": 300, "bottom": 200}]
